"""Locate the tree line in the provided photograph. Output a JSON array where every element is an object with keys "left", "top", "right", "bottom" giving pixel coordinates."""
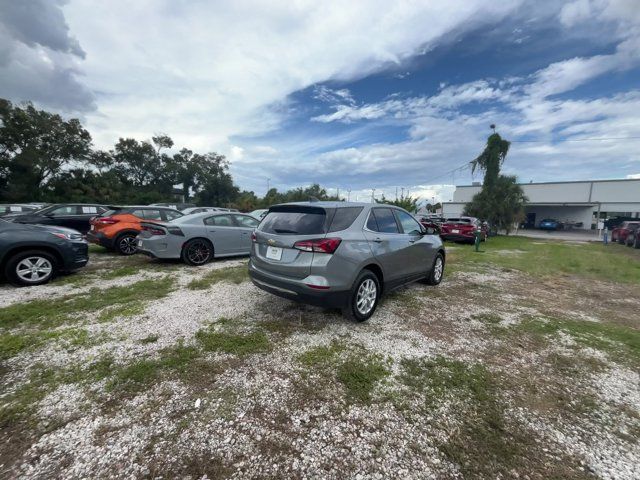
[{"left": 0, "top": 99, "right": 340, "bottom": 210}]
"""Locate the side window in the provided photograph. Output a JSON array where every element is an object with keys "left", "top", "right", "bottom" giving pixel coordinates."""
[
  {"left": 329, "top": 207, "right": 363, "bottom": 232},
  {"left": 50, "top": 205, "right": 79, "bottom": 216},
  {"left": 143, "top": 209, "right": 163, "bottom": 221},
  {"left": 131, "top": 210, "right": 146, "bottom": 218},
  {"left": 394, "top": 210, "right": 422, "bottom": 235},
  {"left": 81, "top": 206, "right": 98, "bottom": 214},
  {"left": 372, "top": 208, "right": 399, "bottom": 233},
  {"left": 366, "top": 211, "right": 379, "bottom": 231},
  {"left": 163, "top": 210, "right": 182, "bottom": 221},
  {"left": 233, "top": 215, "right": 259, "bottom": 228},
  {"left": 204, "top": 215, "right": 234, "bottom": 227}
]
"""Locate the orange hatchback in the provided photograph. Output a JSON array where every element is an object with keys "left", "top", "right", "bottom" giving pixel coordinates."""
[{"left": 87, "top": 206, "right": 183, "bottom": 255}]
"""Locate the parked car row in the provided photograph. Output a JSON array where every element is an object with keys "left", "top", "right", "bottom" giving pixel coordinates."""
[
  {"left": 1, "top": 201, "right": 447, "bottom": 323},
  {"left": 415, "top": 215, "right": 488, "bottom": 243},
  {"left": 612, "top": 221, "right": 640, "bottom": 248}
]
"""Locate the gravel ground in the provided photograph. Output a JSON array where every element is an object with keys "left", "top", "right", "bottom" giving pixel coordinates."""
[{"left": 1, "top": 248, "right": 639, "bottom": 479}]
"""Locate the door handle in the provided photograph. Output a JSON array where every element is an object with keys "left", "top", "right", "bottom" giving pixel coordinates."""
[
  {"left": 409, "top": 239, "right": 416, "bottom": 243},
  {"left": 208, "top": 229, "right": 216, "bottom": 232},
  {"left": 373, "top": 237, "right": 383, "bottom": 243}
]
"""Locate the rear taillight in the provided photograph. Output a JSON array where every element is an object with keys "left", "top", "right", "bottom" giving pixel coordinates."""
[
  {"left": 94, "top": 216, "right": 119, "bottom": 225},
  {"left": 251, "top": 232, "right": 257, "bottom": 242},
  {"left": 293, "top": 238, "right": 342, "bottom": 254},
  {"left": 142, "top": 225, "right": 166, "bottom": 236}
]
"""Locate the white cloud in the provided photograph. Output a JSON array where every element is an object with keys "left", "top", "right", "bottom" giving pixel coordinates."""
[
  {"left": 626, "top": 173, "right": 640, "bottom": 179},
  {"left": 57, "top": 0, "right": 523, "bottom": 151}
]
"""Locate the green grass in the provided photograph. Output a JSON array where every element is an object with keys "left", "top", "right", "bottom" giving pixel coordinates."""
[
  {"left": 297, "top": 342, "right": 346, "bottom": 367},
  {"left": 140, "top": 334, "right": 159, "bottom": 344},
  {"left": 0, "top": 277, "right": 174, "bottom": 330},
  {"left": 0, "top": 328, "right": 101, "bottom": 361},
  {"left": 195, "top": 328, "right": 271, "bottom": 356},
  {"left": 186, "top": 265, "right": 249, "bottom": 290},
  {"left": 512, "top": 316, "right": 639, "bottom": 364},
  {"left": 100, "top": 265, "right": 140, "bottom": 279},
  {"left": 336, "top": 355, "right": 390, "bottom": 403},
  {"left": 447, "top": 236, "right": 640, "bottom": 284},
  {"left": 297, "top": 343, "right": 390, "bottom": 403}
]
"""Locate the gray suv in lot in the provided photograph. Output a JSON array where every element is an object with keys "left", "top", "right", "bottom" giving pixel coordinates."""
[{"left": 249, "top": 202, "right": 445, "bottom": 321}]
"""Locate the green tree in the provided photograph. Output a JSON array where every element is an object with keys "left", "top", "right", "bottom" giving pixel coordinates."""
[
  {"left": 195, "top": 153, "right": 239, "bottom": 207},
  {"left": 0, "top": 99, "right": 92, "bottom": 201},
  {"left": 376, "top": 194, "right": 419, "bottom": 213},
  {"left": 464, "top": 132, "right": 527, "bottom": 234}
]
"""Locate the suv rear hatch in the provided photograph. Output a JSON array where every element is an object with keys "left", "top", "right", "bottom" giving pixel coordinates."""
[{"left": 252, "top": 205, "right": 333, "bottom": 279}]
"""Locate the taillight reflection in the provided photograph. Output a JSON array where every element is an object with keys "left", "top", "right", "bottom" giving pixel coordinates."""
[{"left": 293, "top": 238, "right": 341, "bottom": 254}]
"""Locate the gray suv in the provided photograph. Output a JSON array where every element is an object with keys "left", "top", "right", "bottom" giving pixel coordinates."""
[{"left": 249, "top": 202, "right": 445, "bottom": 321}]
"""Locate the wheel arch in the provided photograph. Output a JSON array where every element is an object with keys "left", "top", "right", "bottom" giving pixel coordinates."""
[
  {"left": 0, "top": 245, "right": 63, "bottom": 272},
  {"left": 181, "top": 236, "right": 214, "bottom": 256},
  {"left": 361, "top": 263, "right": 384, "bottom": 294}
]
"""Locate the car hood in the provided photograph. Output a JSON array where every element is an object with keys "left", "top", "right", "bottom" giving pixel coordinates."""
[{"left": 2, "top": 222, "right": 81, "bottom": 236}]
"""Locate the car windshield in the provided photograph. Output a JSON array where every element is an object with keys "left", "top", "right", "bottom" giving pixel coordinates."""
[
  {"left": 445, "top": 218, "right": 471, "bottom": 224},
  {"left": 259, "top": 206, "right": 328, "bottom": 235}
]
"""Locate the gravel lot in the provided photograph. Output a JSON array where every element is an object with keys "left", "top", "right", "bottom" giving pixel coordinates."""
[{"left": 1, "top": 240, "right": 639, "bottom": 479}]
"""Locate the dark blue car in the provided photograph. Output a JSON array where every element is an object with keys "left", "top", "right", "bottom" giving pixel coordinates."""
[{"left": 539, "top": 219, "right": 561, "bottom": 231}]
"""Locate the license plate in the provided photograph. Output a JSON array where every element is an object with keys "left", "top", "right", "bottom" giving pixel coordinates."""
[
  {"left": 137, "top": 240, "right": 143, "bottom": 247},
  {"left": 90, "top": 225, "right": 94, "bottom": 231},
  {"left": 452, "top": 229, "right": 460, "bottom": 233},
  {"left": 266, "top": 246, "right": 283, "bottom": 261}
]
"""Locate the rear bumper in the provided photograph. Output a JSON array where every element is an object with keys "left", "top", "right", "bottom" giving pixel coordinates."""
[
  {"left": 136, "top": 237, "right": 182, "bottom": 259},
  {"left": 441, "top": 233, "right": 474, "bottom": 242},
  {"left": 86, "top": 231, "right": 114, "bottom": 249},
  {"left": 248, "top": 260, "right": 350, "bottom": 309}
]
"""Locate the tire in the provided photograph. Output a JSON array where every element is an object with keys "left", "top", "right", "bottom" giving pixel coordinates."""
[
  {"left": 342, "top": 270, "right": 380, "bottom": 322},
  {"left": 4, "top": 250, "right": 57, "bottom": 287},
  {"left": 617, "top": 236, "right": 625, "bottom": 245},
  {"left": 425, "top": 253, "right": 445, "bottom": 286},
  {"left": 115, "top": 233, "right": 138, "bottom": 255},
  {"left": 182, "top": 238, "right": 213, "bottom": 266}
]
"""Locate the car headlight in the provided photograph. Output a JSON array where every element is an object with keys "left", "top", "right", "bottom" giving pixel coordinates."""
[{"left": 50, "top": 232, "right": 84, "bottom": 241}]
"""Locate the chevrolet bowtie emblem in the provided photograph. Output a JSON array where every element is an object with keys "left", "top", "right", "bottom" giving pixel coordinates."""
[{"left": 268, "top": 239, "right": 276, "bottom": 245}]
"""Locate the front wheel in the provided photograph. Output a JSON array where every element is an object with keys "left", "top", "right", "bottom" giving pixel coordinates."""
[
  {"left": 342, "top": 270, "right": 380, "bottom": 322},
  {"left": 5, "top": 250, "right": 57, "bottom": 287},
  {"left": 182, "top": 239, "right": 213, "bottom": 266},
  {"left": 425, "top": 253, "right": 445, "bottom": 286}
]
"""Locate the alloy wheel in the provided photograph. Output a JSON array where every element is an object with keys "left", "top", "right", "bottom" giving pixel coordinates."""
[
  {"left": 433, "top": 257, "right": 444, "bottom": 282},
  {"left": 16, "top": 256, "right": 53, "bottom": 283},
  {"left": 356, "top": 278, "right": 377, "bottom": 315},
  {"left": 119, "top": 236, "right": 137, "bottom": 254},
  {"left": 187, "top": 241, "right": 211, "bottom": 264}
]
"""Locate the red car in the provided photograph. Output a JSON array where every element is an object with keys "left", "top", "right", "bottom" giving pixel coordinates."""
[
  {"left": 612, "top": 221, "right": 640, "bottom": 244},
  {"left": 416, "top": 215, "right": 442, "bottom": 235},
  {"left": 623, "top": 224, "right": 640, "bottom": 248},
  {"left": 440, "top": 217, "right": 487, "bottom": 243}
]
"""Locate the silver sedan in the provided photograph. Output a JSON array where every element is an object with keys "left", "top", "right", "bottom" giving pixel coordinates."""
[{"left": 136, "top": 212, "right": 260, "bottom": 265}]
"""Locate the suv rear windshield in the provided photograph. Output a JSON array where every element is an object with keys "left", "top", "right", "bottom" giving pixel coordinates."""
[{"left": 259, "top": 206, "right": 328, "bottom": 235}]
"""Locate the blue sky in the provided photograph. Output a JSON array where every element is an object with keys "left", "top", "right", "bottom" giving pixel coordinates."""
[{"left": 1, "top": 0, "right": 639, "bottom": 204}]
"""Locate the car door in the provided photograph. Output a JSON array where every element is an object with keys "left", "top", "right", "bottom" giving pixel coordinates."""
[
  {"left": 362, "top": 207, "right": 408, "bottom": 286},
  {"left": 204, "top": 214, "right": 241, "bottom": 254},
  {"left": 47, "top": 205, "right": 81, "bottom": 230},
  {"left": 393, "top": 209, "right": 436, "bottom": 279},
  {"left": 232, "top": 214, "right": 260, "bottom": 253},
  {"left": 76, "top": 205, "right": 100, "bottom": 232}
]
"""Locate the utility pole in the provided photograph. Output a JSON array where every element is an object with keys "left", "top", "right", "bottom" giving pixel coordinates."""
[
  {"left": 401, "top": 187, "right": 404, "bottom": 199},
  {"left": 267, "top": 178, "right": 270, "bottom": 193},
  {"left": 395, "top": 187, "right": 398, "bottom": 201},
  {"left": 347, "top": 189, "right": 351, "bottom": 202},
  {"left": 336, "top": 187, "right": 340, "bottom": 200},
  {"left": 371, "top": 189, "right": 375, "bottom": 203}
]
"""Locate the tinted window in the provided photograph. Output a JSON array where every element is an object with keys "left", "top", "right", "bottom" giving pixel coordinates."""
[
  {"left": 143, "top": 209, "right": 163, "bottom": 220},
  {"left": 50, "top": 205, "right": 79, "bottom": 215},
  {"left": 366, "top": 211, "right": 379, "bottom": 231},
  {"left": 371, "top": 208, "right": 399, "bottom": 233},
  {"left": 395, "top": 210, "right": 422, "bottom": 235},
  {"left": 328, "top": 207, "right": 363, "bottom": 232},
  {"left": 163, "top": 210, "right": 182, "bottom": 221},
  {"left": 233, "top": 214, "right": 259, "bottom": 228},
  {"left": 204, "top": 215, "right": 234, "bottom": 227},
  {"left": 259, "top": 207, "right": 327, "bottom": 235}
]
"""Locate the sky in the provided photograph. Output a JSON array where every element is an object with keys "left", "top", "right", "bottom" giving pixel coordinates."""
[{"left": 1, "top": 0, "right": 639, "bottom": 204}]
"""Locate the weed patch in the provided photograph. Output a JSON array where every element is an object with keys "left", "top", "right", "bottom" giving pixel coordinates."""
[
  {"left": 195, "top": 327, "right": 271, "bottom": 356},
  {"left": 186, "top": 266, "right": 248, "bottom": 290}
]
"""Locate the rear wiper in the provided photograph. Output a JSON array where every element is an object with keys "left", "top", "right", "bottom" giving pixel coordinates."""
[{"left": 273, "top": 229, "right": 297, "bottom": 233}]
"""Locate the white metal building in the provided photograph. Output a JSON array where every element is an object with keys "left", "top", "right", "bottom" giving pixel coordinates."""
[{"left": 442, "top": 178, "right": 640, "bottom": 230}]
